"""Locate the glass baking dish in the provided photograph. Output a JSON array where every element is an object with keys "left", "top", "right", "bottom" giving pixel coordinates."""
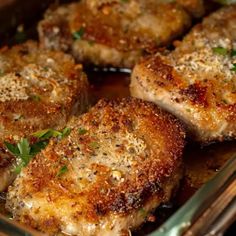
[{"left": 0, "top": 1, "right": 235, "bottom": 235}]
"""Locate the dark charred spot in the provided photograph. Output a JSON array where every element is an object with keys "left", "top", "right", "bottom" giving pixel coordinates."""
[
  {"left": 91, "top": 120, "right": 99, "bottom": 127},
  {"left": 94, "top": 203, "right": 106, "bottom": 216},
  {"left": 155, "top": 81, "right": 166, "bottom": 87},
  {"left": 19, "top": 47, "right": 29, "bottom": 55},
  {"left": 180, "top": 83, "right": 208, "bottom": 107},
  {"left": 110, "top": 193, "right": 126, "bottom": 213},
  {"left": 15, "top": 72, "right": 21, "bottom": 77},
  {"left": 123, "top": 119, "right": 134, "bottom": 132}
]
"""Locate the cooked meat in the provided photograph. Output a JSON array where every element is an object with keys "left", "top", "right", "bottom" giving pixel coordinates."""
[
  {"left": 6, "top": 98, "right": 185, "bottom": 236},
  {"left": 38, "top": 0, "right": 194, "bottom": 68},
  {"left": 176, "top": 0, "right": 205, "bottom": 18},
  {"left": 130, "top": 5, "right": 236, "bottom": 143},
  {"left": 0, "top": 41, "right": 88, "bottom": 191}
]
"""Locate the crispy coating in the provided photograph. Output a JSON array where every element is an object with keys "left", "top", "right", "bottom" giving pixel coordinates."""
[
  {"left": 6, "top": 98, "right": 185, "bottom": 235},
  {"left": 0, "top": 41, "right": 88, "bottom": 191},
  {"left": 38, "top": 0, "right": 193, "bottom": 68},
  {"left": 130, "top": 5, "right": 236, "bottom": 143}
]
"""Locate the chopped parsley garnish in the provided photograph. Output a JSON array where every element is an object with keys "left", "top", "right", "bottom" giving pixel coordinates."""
[
  {"left": 33, "top": 129, "right": 61, "bottom": 139},
  {"left": 212, "top": 47, "right": 228, "bottom": 55},
  {"left": 231, "top": 50, "right": 236, "bottom": 57},
  {"left": 89, "top": 141, "right": 100, "bottom": 149},
  {"left": 30, "top": 95, "right": 41, "bottom": 102},
  {"left": 33, "top": 127, "right": 71, "bottom": 140},
  {"left": 78, "top": 128, "right": 87, "bottom": 135},
  {"left": 43, "top": 66, "right": 49, "bottom": 71},
  {"left": 4, "top": 138, "right": 48, "bottom": 173},
  {"left": 231, "top": 63, "right": 236, "bottom": 72},
  {"left": 57, "top": 165, "right": 68, "bottom": 177},
  {"left": 61, "top": 127, "right": 71, "bottom": 138},
  {"left": 139, "top": 208, "right": 148, "bottom": 218},
  {"left": 4, "top": 127, "right": 71, "bottom": 173},
  {"left": 73, "top": 27, "right": 85, "bottom": 40}
]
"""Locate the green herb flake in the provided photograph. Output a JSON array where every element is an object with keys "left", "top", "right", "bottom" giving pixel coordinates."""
[
  {"left": 4, "top": 142, "right": 20, "bottom": 156},
  {"left": 60, "top": 127, "right": 71, "bottom": 139},
  {"left": 139, "top": 208, "right": 148, "bottom": 218},
  {"left": 4, "top": 138, "right": 45, "bottom": 173},
  {"left": 30, "top": 140, "right": 49, "bottom": 156},
  {"left": 57, "top": 165, "right": 68, "bottom": 177},
  {"left": 231, "top": 63, "right": 236, "bottom": 72},
  {"left": 33, "top": 127, "right": 71, "bottom": 140},
  {"left": 78, "top": 128, "right": 87, "bottom": 135},
  {"left": 14, "top": 163, "right": 24, "bottom": 174},
  {"left": 30, "top": 95, "right": 41, "bottom": 102},
  {"left": 231, "top": 50, "right": 236, "bottom": 57},
  {"left": 7, "top": 213, "right": 13, "bottom": 220},
  {"left": 222, "top": 99, "right": 228, "bottom": 104},
  {"left": 33, "top": 129, "right": 61, "bottom": 140},
  {"left": 17, "top": 138, "right": 31, "bottom": 164},
  {"left": 43, "top": 66, "right": 49, "bottom": 71},
  {"left": 89, "top": 141, "right": 100, "bottom": 149},
  {"left": 73, "top": 27, "right": 85, "bottom": 40},
  {"left": 212, "top": 47, "right": 228, "bottom": 56}
]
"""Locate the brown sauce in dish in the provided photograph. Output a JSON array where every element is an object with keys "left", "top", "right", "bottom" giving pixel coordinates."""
[{"left": 0, "top": 70, "right": 235, "bottom": 235}]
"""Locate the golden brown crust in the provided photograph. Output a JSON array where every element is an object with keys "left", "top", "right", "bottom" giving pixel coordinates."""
[
  {"left": 6, "top": 98, "right": 185, "bottom": 235},
  {"left": 0, "top": 40, "right": 88, "bottom": 139},
  {"left": 38, "top": 0, "right": 191, "bottom": 68},
  {"left": 131, "top": 5, "right": 236, "bottom": 143},
  {"left": 0, "top": 40, "right": 88, "bottom": 191}
]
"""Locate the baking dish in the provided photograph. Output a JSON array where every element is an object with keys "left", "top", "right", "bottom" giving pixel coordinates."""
[{"left": 0, "top": 1, "right": 235, "bottom": 235}]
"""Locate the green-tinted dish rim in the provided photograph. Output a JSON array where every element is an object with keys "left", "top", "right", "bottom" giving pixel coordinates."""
[{"left": 150, "top": 154, "right": 236, "bottom": 236}]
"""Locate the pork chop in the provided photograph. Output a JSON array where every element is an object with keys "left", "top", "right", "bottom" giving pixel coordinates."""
[
  {"left": 130, "top": 5, "right": 236, "bottom": 143},
  {"left": 6, "top": 98, "right": 185, "bottom": 235},
  {"left": 38, "top": 0, "right": 194, "bottom": 68},
  {"left": 0, "top": 41, "right": 88, "bottom": 191}
]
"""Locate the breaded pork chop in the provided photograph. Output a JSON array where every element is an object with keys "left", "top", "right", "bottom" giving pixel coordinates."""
[
  {"left": 38, "top": 0, "right": 193, "bottom": 68},
  {"left": 6, "top": 98, "right": 185, "bottom": 236},
  {"left": 131, "top": 5, "right": 236, "bottom": 143},
  {"left": 0, "top": 41, "right": 88, "bottom": 191}
]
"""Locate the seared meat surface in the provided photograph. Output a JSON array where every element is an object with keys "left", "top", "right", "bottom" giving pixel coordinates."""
[
  {"left": 0, "top": 41, "right": 88, "bottom": 191},
  {"left": 131, "top": 5, "right": 236, "bottom": 143},
  {"left": 6, "top": 98, "right": 185, "bottom": 235},
  {"left": 38, "top": 0, "right": 195, "bottom": 68},
  {"left": 176, "top": 0, "right": 204, "bottom": 17}
]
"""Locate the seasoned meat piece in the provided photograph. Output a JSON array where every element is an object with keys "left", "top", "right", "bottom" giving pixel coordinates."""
[
  {"left": 38, "top": 0, "right": 193, "bottom": 68},
  {"left": 130, "top": 5, "right": 236, "bottom": 143},
  {"left": 0, "top": 41, "right": 88, "bottom": 191},
  {"left": 6, "top": 98, "right": 185, "bottom": 236},
  {"left": 176, "top": 0, "right": 205, "bottom": 18}
]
